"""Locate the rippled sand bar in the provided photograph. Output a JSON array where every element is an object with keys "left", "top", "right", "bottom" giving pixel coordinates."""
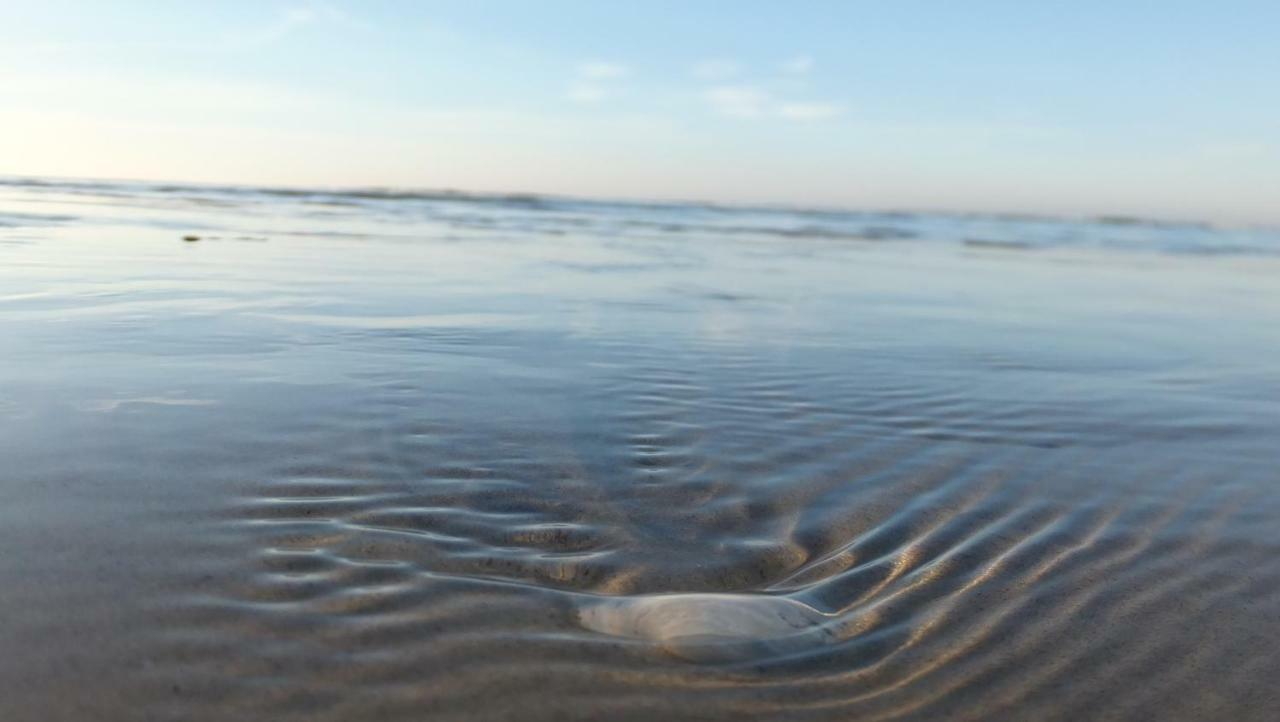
[{"left": 1, "top": 179, "right": 1278, "bottom": 721}]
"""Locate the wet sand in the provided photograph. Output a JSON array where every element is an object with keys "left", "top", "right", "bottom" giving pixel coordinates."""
[{"left": 1, "top": 179, "right": 1278, "bottom": 720}]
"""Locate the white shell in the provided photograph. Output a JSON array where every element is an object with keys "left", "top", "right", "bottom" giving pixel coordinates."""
[{"left": 577, "top": 593, "right": 834, "bottom": 663}]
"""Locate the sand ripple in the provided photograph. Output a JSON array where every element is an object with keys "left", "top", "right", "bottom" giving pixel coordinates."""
[
  {"left": 5, "top": 180, "right": 1278, "bottom": 720},
  {"left": 168, "top": 336, "right": 1280, "bottom": 721}
]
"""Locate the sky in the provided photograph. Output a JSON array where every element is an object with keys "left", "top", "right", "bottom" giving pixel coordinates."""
[{"left": 1, "top": 1, "right": 1278, "bottom": 225}]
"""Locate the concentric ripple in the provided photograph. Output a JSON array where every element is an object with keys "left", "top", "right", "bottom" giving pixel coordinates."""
[{"left": 202, "top": 332, "right": 1280, "bottom": 714}]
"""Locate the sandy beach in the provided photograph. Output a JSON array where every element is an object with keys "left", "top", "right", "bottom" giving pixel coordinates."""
[{"left": 1, "top": 178, "right": 1278, "bottom": 721}]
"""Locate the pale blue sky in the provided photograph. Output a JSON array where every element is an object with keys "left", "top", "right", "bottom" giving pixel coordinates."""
[{"left": 2, "top": 1, "right": 1277, "bottom": 224}]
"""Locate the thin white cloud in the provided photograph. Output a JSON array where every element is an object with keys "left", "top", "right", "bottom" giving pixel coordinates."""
[
  {"left": 280, "top": 3, "right": 348, "bottom": 26},
  {"left": 705, "top": 85, "right": 771, "bottom": 117},
  {"left": 777, "top": 102, "right": 842, "bottom": 120},
  {"left": 577, "top": 61, "right": 630, "bottom": 80},
  {"left": 222, "top": 3, "right": 359, "bottom": 48},
  {"left": 1195, "top": 140, "right": 1276, "bottom": 160},
  {"left": 781, "top": 55, "right": 815, "bottom": 74},
  {"left": 563, "top": 57, "right": 839, "bottom": 116},
  {"left": 566, "top": 81, "right": 609, "bottom": 104},
  {"left": 566, "top": 61, "right": 630, "bottom": 103},
  {"left": 0, "top": 69, "right": 333, "bottom": 117},
  {"left": 705, "top": 86, "right": 841, "bottom": 121},
  {"left": 692, "top": 59, "right": 739, "bottom": 81}
]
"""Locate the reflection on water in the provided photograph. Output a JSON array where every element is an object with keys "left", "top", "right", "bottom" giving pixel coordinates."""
[{"left": 1, "top": 178, "right": 1278, "bottom": 721}]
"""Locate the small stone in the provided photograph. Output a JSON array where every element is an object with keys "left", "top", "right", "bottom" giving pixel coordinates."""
[{"left": 182, "top": 235, "right": 201, "bottom": 242}]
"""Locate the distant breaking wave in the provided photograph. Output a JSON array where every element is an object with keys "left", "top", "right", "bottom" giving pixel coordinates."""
[{"left": 2, "top": 175, "right": 1278, "bottom": 256}]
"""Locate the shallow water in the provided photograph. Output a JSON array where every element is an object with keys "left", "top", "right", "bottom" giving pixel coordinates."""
[{"left": 1, "top": 178, "right": 1278, "bottom": 720}]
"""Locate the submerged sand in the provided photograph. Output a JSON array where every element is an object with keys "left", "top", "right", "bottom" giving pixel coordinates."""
[{"left": 1, "top": 179, "right": 1278, "bottom": 721}]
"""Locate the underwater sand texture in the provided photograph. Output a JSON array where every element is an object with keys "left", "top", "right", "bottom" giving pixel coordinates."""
[{"left": 1, "top": 179, "right": 1278, "bottom": 721}]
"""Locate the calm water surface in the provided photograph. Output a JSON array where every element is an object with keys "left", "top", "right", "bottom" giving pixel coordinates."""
[{"left": 1, "top": 179, "right": 1278, "bottom": 721}]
